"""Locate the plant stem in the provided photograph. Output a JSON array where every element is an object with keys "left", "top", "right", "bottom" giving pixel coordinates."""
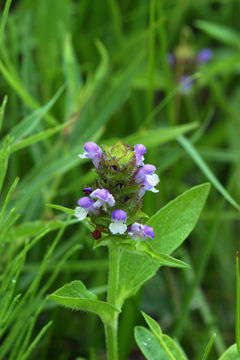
[{"left": 105, "top": 244, "right": 120, "bottom": 360}]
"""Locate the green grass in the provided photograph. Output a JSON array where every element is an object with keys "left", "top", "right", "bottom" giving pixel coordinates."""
[{"left": 0, "top": 0, "right": 240, "bottom": 359}]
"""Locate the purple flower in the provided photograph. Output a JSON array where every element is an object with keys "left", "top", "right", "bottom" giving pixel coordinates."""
[
  {"left": 75, "top": 197, "right": 99, "bottom": 221},
  {"left": 135, "top": 164, "right": 159, "bottom": 197},
  {"left": 197, "top": 48, "right": 212, "bottom": 63},
  {"left": 78, "top": 142, "right": 102, "bottom": 168},
  {"left": 90, "top": 188, "right": 115, "bottom": 211},
  {"left": 135, "top": 165, "right": 156, "bottom": 184},
  {"left": 180, "top": 75, "right": 194, "bottom": 95},
  {"left": 109, "top": 209, "right": 127, "bottom": 235},
  {"left": 167, "top": 52, "right": 175, "bottom": 66},
  {"left": 134, "top": 144, "right": 147, "bottom": 167},
  {"left": 128, "top": 222, "right": 154, "bottom": 241},
  {"left": 140, "top": 174, "right": 160, "bottom": 197}
]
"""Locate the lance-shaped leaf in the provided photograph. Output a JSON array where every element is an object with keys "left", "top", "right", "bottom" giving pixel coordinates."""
[
  {"left": 118, "top": 183, "right": 210, "bottom": 306},
  {"left": 46, "top": 204, "right": 75, "bottom": 216},
  {"left": 218, "top": 344, "right": 239, "bottom": 360},
  {"left": 135, "top": 326, "right": 173, "bottom": 360},
  {"left": 136, "top": 313, "right": 187, "bottom": 360},
  {"left": 49, "top": 281, "right": 120, "bottom": 324},
  {"left": 135, "top": 242, "right": 190, "bottom": 269}
]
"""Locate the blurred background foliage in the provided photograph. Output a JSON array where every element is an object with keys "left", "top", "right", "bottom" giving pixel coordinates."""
[{"left": 0, "top": 0, "right": 240, "bottom": 359}]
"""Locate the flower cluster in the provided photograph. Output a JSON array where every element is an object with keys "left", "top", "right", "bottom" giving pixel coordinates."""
[
  {"left": 167, "top": 48, "right": 213, "bottom": 94},
  {"left": 75, "top": 141, "right": 159, "bottom": 242}
]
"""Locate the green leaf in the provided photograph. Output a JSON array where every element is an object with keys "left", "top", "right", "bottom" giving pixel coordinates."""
[
  {"left": 8, "top": 219, "right": 76, "bottom": 240},
  {"left": 141, "top": 312, "right": 187, "bottom": 360},
  {"left": 49, "top": 281, "right": 120, "bottom": 324},
  {"left": 135, "top": 326, "right": 173, "bottom": 360},
  {"left": 201, "top": 333, "right": 216, "bottom": 360},
  {"left": 195, "top": 20, "right": 240, "bottom": 49},
  {"left": 237, "top": 251, "right": 240, "bottom": 355},
  {"left": 0, "top": 136, "right": 12, "bottom": 193},
  {"left": 8, "top": 86, "right": 64, "bottom": 144},
  {"left": 63, "top": 34, "right": 83, "bottom": 118},
  {"left": 0, "top": 60, "right": 59, "bottom": 126},
  {"left": 178, "top": 135, "right": 240, "bottom": 211},
  {"left": 218, "top": 344, "right": 239, "bottom": 360},
  {"left": 141, "top": 311, "right": 162, "bottom": 337},
  {"left": 162, "top": 335, "right": 187, "bottom": 360},
  {"left": 10, "top": 118, "right": 76, "bottom": 153},
  {"left": 0, "top": 177, "right": 19, "bottom": 227},
  {"left": 147, "top": 183, "right": 210, "bottom": 253},
  {"left": 135, "top": 242, "right": 190, "bottom": 269},
  {"left": 124, "top": 122, "right": 198, "bottom": 149},
  {"left": 0, "top": 0, "right": 13, "bottom": 45},
  {"left": 118, "top": 183, "right": 210, "bottom": 305},
  {"left": 46, "top": 204, "right": 75, "bottom": 216},
  {"left": 0, "top": 95, "right": 7, "bottom": 133}
]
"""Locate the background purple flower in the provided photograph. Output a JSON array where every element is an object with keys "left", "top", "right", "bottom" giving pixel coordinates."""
[
  {"left": 128, "top": 223, "right": 154, "bottom": 241},
  {"left": 78, "top": 142, "right": 102, "bottom": 168},
  {"left": 197, "top": 48, "right": 212, "bottom": 63},
  {"left": 180, "top": 75, "right": 194, "bottom": 95},
  {"left": 167, "top": 52, "right": 175, "bottom": 66}
]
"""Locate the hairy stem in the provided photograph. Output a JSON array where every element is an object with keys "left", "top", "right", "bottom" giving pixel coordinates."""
[{"left": 105, "top": 245, "right": 120, "bottom": 360}]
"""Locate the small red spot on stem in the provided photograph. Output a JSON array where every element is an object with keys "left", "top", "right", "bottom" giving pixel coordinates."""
[{"left": 91, "top": 227, "right": 104, "bottom": 239}]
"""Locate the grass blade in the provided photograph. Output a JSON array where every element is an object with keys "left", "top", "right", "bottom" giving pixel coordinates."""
[
  {"left": 201, "top": 333, "right": 216, "bottom": 360},
  {"left": 178, "top": 135, "right": 240, "bottom": 211},
  {"left": 0, "top": 0, "right": 13, "bottom": 44},
  {"left": 236, "top": 251, "right": 240, "bottom": 356}
]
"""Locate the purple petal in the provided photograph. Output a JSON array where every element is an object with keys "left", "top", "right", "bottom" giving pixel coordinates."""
[
  {"left": 80, "top": 141, "right": 102, "bottom": 168},
  {"left": 91, "top": 188, "right": 115, "bottom": 208},
  {"left": 197, "top": 48, "right": 212, "bottom": 63},
  {"left": 180, "top": 75, "right": 194, "bottom": 94},
  {"left": 129, "top": 223, "right": 141, "bottom": 233},
  {"left": 135, "top": 164, "right": 156, "bottom": 184},
  {"left": 128, "top": 222, "right": 154, "bottom": 241},
  {"left": 142, "top": 225, "right": 154, "bottom": 239},
  {"left": 91, "top": 189, "right": 110, "bottom": 202},
  {"left": 134, "top": 144, "right": 147, "bottom": 167},
  {"left": 111, "top": 209, "right": 127, "bottom": 222},
  {"left": 167, "top": 52, "right": 175, "bottom": 66},
  {"left": 77, "top": 197, "right": 95, "bottom": 209}
]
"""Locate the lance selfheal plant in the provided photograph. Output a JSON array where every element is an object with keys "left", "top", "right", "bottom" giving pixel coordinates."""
[{"left": 49, "top": 139, "right": 210, "bottom": 360}]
